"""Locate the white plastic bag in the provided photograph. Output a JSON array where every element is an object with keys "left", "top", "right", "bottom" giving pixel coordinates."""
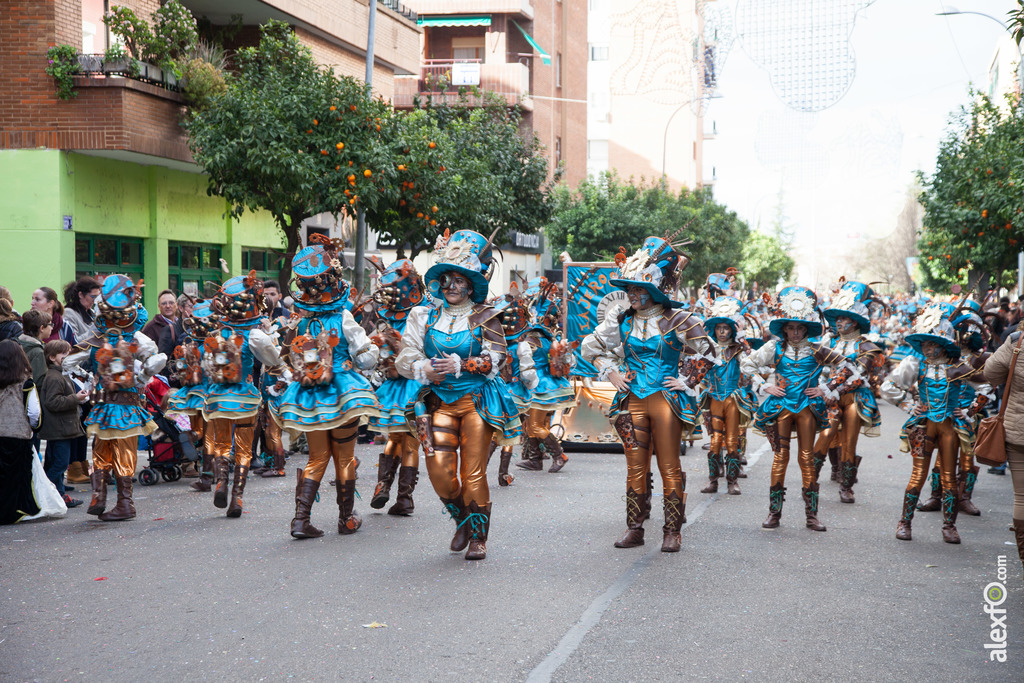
[{"left": 21, "top": 454, "right": 68, "bottom": 521}]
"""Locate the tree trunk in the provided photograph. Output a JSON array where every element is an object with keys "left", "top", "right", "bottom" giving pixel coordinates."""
[{"left": 278, "top": 216, "right": 304, "bottom": 295}]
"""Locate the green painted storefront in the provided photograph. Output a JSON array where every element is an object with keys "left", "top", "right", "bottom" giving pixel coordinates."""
[{"left": 0, "top": 149, "right": 284, "bottom": 314}]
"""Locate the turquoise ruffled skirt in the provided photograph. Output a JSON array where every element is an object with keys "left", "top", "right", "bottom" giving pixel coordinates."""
[
  {"left": 370, "top": 376, "right": 421, "bottom": 433},
  {"left": 277, "top": 371, "right": 380, "bottom": 433}
]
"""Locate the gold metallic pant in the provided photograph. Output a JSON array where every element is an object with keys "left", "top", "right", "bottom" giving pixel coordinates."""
[
  {"left": 208, "top": 418, "right": 255, "bottom": 467},
  {"left": 427, "top": 395, "right": 494, "bottom": 508},
  {"left": 771, "top": 408, "right": 818, "bottom": 489},
  {"left": 813, "top": 393, "right": 860, "bottom": 464},
  {"left": 386, "top": 432, "right": 419, "bottom": 467},
  {"left": 92, "top": 437, "right": 137, "bottom": 478},
  {"left": 906, "top": 419, "right": 959, "bottom": 494},
  {"left": 304, "top": 422, "right": 360, "bottom": 484},
  {"left": 708, "top": 397, "right": 740, "bottom": 455},
  {"left": 266, "top": 413, "right": 284, "bottom": 456},
  {"left": 189, "top": 414, "right": 206, "bottom": 443},
  {"left": 625, "top": 392, "right": 684, "bottom": 497},
  {"left": 525, "top": 408, "right": 554, "bottom": 440}
]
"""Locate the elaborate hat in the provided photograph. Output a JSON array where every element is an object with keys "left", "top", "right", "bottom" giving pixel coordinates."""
[
  {"left": 215, "top": 271, "right": 266, "bottom": 321},
  {"left": 906, "top": 302, "right": 960, "bottom": 359},
  {"left": 767, "top": 286, "right": 824, "bottom": 338},
  {"left": 291, "top": 234, "right": 350, "bottom": 311},
  {"left": 704, "top": 295, "right": 745, "bottom": 336},
  {"left": 182, "top": 299, "right": 219, "bottom": 339},
  {"left": 96, "top": 274, "right": 146, "bottom": 333},
  {"left": 703, "top": 269, "right": 739, "bottom": 302},
  {"left": 370, "top": 257, "right": 425, "bottom": 321},
  {"left": 491, "top": 284, "right": 530, "bottom": 341},
  {"left": 425, "top": 229, "right": 497, "bottom": 304},
  {"left": 609, "top": 236, "right": 687, "bottom": 308},
  {"left": 823, "top": 280, "right": 878, "bottom": 334},
  {"left": 950, "top": 298, "right": 988, "bottom": 352}
]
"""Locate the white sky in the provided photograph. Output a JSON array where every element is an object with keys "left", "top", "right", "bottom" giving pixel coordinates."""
[{"left": 704, "top": 0, "right": 1019, "bottom": 285}]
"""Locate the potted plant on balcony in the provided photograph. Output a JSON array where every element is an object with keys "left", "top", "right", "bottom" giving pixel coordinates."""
[
  {"left": 45, "top": 44, "right": 81, "bottom": 99},
  {"left": 102, "top": 44, "right": 141, "bottom": 78}
]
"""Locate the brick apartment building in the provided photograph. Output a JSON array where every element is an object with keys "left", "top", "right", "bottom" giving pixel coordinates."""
[
  {"left": 391, "top": 0, "right": 588, "bottom": 292},
  {"left": 0, "top": 1, "right": 420, "bottom": 312}
]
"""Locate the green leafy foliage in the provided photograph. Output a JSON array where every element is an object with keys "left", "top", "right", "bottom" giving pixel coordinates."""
[
  {"left": 45, "top": 44, "right": 81, "bottom": 99},
  {"left": 104, "top": 6, "right": 154, "bottom": 60},
  {"left": 545, "top": 173, "right": 750, "bottom": 291},
  {"left": 740, "top": 231, "right": 795, "bottom": 291},
  {"left": 149, "top": 0, "right": 198, "bottom": 69},
  {"left": 917, "top": 91, "right": 1024, "bottom": 293}
]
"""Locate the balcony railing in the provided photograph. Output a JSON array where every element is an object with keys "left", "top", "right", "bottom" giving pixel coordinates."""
[
  {"left": 76, "top": 54, "right": 182, "bottom": 92},
  {"left": 378, "top": 0, "right": 417, "bottom": 22},
  {"left": 393, "top": 60, "right": 532, "bottom": 109}
]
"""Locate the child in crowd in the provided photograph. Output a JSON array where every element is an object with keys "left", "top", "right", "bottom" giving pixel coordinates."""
[
  {"left": 18, "top": 309, "right": 52, "bottom": 385},
  {"left": 39, "top": 339, "right": 88, "bottom": 508}
]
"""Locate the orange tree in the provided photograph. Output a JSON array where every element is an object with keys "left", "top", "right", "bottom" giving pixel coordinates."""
[
  {"left": 184, "top": 20, "right": 394, "bottom": 285},
  {"left": 917, "top": 92, "right": 1024, "bottom": 292}
]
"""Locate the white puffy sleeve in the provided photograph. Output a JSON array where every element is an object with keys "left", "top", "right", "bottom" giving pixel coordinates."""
[
  {"left": 26, "top": 384, "right": 41, "bottom": 429},
  {"left": 518, "top": 341, "right": 539, "bottom": 391},
  {"left": 879, "top": 355, "right": 920, "bottom": 405},
  {"left": 580, "top": 304, "right": 624, "bottom": 380},
  {"left": 396, "top": 306, "right": 431, "bottom": 384},
  {"left": 341, "top": 309, "right": 378, "bottom": 371},
  {"left": 248, "top": 327, "right": 282, "bottom": 368},
  {"left": 740, "top": 340, "right": 778, "bottom": 393},
  {"left": 133, "top": 330, "right": 166, "bottom": 380}
]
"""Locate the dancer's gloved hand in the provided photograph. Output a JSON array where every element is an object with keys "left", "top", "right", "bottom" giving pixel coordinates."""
[{"left": 607, "top": 368, "right": 630, "bottom": 393}]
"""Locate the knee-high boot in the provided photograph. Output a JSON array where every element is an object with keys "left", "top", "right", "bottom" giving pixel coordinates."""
[
  {"left": 941, "top": 489, "right": 960, "bottom": 544},
  {"left": 828, "top": 447, "right": 840, "bottom": 482},
  {"left": 516, "top": 437, "right": 543, "bottom": 470},
  {"left": 839, "top": 455, "right": 861, "bottom": 504},
  {"left": 290, "top": 468, "right": 324, "bottom": 538},
  {"left": 387, "top": 466, "right": 418, "bottom": 516},
  {"left": 441, "top": 496, "right": 470, "bottom": 551},
  {"left": 661, "top": 491, "right": 684, "bottom": 552},
  {"left": 701, "top": 451, "right": 721, "bottom": 493},
  {"left": 917, "top": 467, "right": 942, "bottom": 511},
  {"left": 212, "top": 456, "right": 231, "bottom": 508},
  {"left": 190, "top": 451, "right": 213, "bottom": 491},
  {"left": 370, "top": 451, "right": 400, "bottom": 509},
  {"left": 958, "top": 465, "right": 981, "bottom": 516},
  {"left": 98, "top": 476, "right": 136, "bottom": 521},
  {"left": 896, "top": 487, "right": 919, "bottom": 541},
  {"left": 337, "top": 479, "right": 362, "bottom": 534},
  {"left": 615, "top": 472, "right": 652, "bottom": 548},
  {"left": 544, "top": 433, "right": 568, "bottom": 472},
  {"left": 803, "top": 483, "right": 826, "bottom": 531},
  {"left": 762, "top": 482, "right": 785, "bottom": 528},
  {"left": 464, "top": 502, "right": 491, "bottom": 561},
  {"left": 87, "top": 469, "right": 108, "bottom": 516},
  {"left": 226, "top": 465, "right": 249, "bottom": 518},
  {"left": 724, "top": 451, "right": 741, "bottom": 495},
  {"left": 497, "top": 446, "right": 515, "bottom": 486}
]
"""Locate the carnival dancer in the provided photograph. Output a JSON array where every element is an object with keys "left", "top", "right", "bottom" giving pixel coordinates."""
[
  {"left": 64, "top": 275, "right": 166, "bottom": 521},
  {"left": 517, "top": 291, "right": 577, "bottom": 473},
  {"left": 202, "top": 273, "right": 284, "bottom": 518},
  {"left": 697, "top": 289, "right": 758, "bottom": 496},
  {"left": 276, "top": 237, "right": 380, "bottom": 538},
  {"left": 740, "top": 286, "right": 853, "bottom": 532},
  {"left": 367, "top": 258, "right": 428, "bottom": 515},
  {"left": 915, "top": 299, "right": 994, "bottom": 517},
  {"left": 581, "top": 236, "right": 716, "bottom": 553},
  {"left": 881, "top": 302, "right": 988, "bottom": 543},
  {"left": 812, "top": 280, "right": 885, "bottom": 504},
  {"left": 491, "top": 286, "right": 538, "bottom": 485},
  {"left": 164, "top": 299, "right": 219, "bottom": 492},
  {"left": 395, "top": 229, "right": 522, "bottom": 561}
]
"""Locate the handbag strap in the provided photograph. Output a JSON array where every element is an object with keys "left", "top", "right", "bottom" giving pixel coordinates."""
[{"left": 996, "top": 333, "right": 1024, "bottom": 420}]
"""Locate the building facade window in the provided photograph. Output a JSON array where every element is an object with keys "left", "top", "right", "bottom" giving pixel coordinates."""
[
  {"left": 556, "top": 52, "right": 562, "bottom": 88},
  {"left": 168, "top": 242, "right": 224, "bottom": 297},
  {"left": 589, "top": 45, "right": 609, "bottom": 61},
  {"left": 242, "top": 248, "right": 285, "bottom": 284},
  {"left": 555, "top": 137, "right": 562, "bottom": 167},
  {"left": 75, "top": 235, "right": 143, "bottom": 281}
]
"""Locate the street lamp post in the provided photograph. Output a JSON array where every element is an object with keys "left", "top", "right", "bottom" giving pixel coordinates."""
[
  {"left": 661, "top": 94, "right": 719, "bottom": 180},
  {"left": 937, "top": 6, "right": 1024, "bottom": 88},
  {"left": 354, "top": 1, "right": 377, "bottom": 293}
]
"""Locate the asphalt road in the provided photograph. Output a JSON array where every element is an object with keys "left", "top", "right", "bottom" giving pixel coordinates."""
[{"left": 1, "top": 402, "right": 1022, "bottom": 682}]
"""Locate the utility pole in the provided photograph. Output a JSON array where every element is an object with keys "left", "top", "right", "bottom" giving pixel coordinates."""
[{"left": 354, "top": 0, "right": 376, "bottom": 292}]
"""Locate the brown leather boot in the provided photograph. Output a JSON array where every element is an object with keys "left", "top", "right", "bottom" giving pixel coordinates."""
[
  {"left": 661, "top": 491, "right": 684, "bottom": 552},
  {"left": 191, "top": 451, "right": 213, "bottom": 491},
  {"left": 67, "top": 460, "right": 91, "bottom": 484},
  {"left": 896, "top": 487, "right": 919, "bottom": 541},
  {"left": 828, "top": 447, "right": 840, "bottom": 482},
  {"left": 803, "top": 484, "right": 826, "bottom": 531},
  {"left": 87, "top": 469, "right": 108, "bottom": 516},
  {"left": 387, "top": 466, "right": 418, "bottom": 516},
  {"left": 958, "top": 465, "right": 981, "bottom": 516},
  {"left": 762, "top": 483, "right": 785, "bottom": 528},
  {"left": 725, "top": 452, "right": 741, "bottom": 495},
  {"left": 941, "top": 489, "right": 960, "bottom": 544},
  {"left": 544, "top": 434, "right": 568, "bottom": 472},
  {"left": 700, "top": 451, "right": 721, "bottom": 493},
  {"left": 370, "top": 451, "right": 399, "bottom": 509},
  {"left": 212, "top": 456, "right": 230, "bottom": 508},
  {"left": 515, "top": 437, "right": 543, "bottom": 470},
  {"left": 1013, "top": 519, "right": 1024, "bottom": 577},
  {"left": 290, "top": 469, "right": 324, "bottom": 539},
  {"left": 917, "top": 468, "right": 942, "bottom": 511},
  {"left": 260, "top": 448, "right": 286, "bottom": 477},
  {"left": 839, "top": 457, "right": 857, "bottom": 504},
  {"left": 226, "top": 465, "right": 249, "bottom": 518},
  {"left": 336, "top": 479, "right": 362, "bottom": 534},
  {"left": 497, "top": 446, "right": 515, "bottom": 486},
  {"left": 463, "top": 502, "right": 491, "bottom": 560},
  {"left": 441, "top": 497, "right": 470, "bottom": 551},
  {"left": 614, "top": 484, "right": 650, "bottom": 548},
  {"left": 98, "top": 476, "right": 136, "bottom": 521}
]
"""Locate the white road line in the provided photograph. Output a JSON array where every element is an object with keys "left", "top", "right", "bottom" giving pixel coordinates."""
[{"left": 526, "top": 442, "right": 770, "bottom": 683}]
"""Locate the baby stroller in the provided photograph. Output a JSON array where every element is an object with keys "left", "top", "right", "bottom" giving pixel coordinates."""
[{"left": 138, "top": 376, "right": 200, "bottom": 486}]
